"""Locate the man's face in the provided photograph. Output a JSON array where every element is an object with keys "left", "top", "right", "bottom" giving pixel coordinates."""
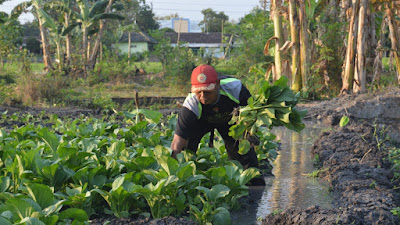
[{"left": 193, "top": 83, "right": 220, "bottom": 105}]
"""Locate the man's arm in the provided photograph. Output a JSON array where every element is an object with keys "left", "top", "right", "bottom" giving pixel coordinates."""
[{"left": 171, "top": 134, "right": 189, "bottom": 158}]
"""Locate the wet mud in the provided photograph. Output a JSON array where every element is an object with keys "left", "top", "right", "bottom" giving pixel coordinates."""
[{"left": 262, "top": 88, "right": 400, "bottom": 225}]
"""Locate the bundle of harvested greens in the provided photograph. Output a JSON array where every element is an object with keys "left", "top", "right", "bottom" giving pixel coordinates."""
[{"left": 229, "top": 76, "right": 307, "bottom": 154}]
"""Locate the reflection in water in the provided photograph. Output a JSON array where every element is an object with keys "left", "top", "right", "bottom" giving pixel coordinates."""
[{"left": 232, "top": 123, "right": 332, "bottom": 225}]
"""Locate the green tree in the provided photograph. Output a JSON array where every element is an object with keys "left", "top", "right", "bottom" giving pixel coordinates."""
[
  {"left": 22, "top": 21, "right": 40, "bottom": 37},
  {"left": 0, "top": 18, "right": 23, "bottom": 70},
  {"left": 199, "top": 8, "right": 228, "bottom": 32},
  {"left": 135, "top": 0, "right": 159, "bottom": 31},
  {"left": 226, "top": 8, "right": 274, "bottom": 77},
  {"left": 26, "top": 37, "right": 41, "bottom": 54}
]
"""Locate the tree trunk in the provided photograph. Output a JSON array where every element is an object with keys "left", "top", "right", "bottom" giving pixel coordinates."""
[
  {"left": 82, "top": 27, "right": 87, "bottom": 76},
  {"left": 100, "top": 41, "right": 103, "bottom": 61},
  {"left": 353, "top": 0, "right": 367, "bottom": 93},
  {"left": 64, "top": 13, "right": 72, "bottom": 65},
  {"left": 1, "top": 54, "right": 4, "bottom": 71},
  {"left": 371, "top": 15, "right": 387, "bottom": 90},
  {"left": 298, "top": 0, "right": 310, "bottom": 92},
  {"left": 289, "top": 0, "right": 301, "bottom": 92},
  {"left": 56, "top": 40, "right": 62, "bottom": 70},
  {"left": 341, "top": 0, "right": 360, "bottom": 94},
  {"left": 271, "top": 0, "right": 284, "bottom": 81},
  {"left": 88, "top": 0, "right": 114, "bottom": 70},
  {"left": 128, "top": 32, "right": 131, "bottom": 65},
  {"left": 39, "top": 21, "right": 54, "bottom": 71},
  {"left": 385, "top": 3, "right": 400, "bottom": 84}
]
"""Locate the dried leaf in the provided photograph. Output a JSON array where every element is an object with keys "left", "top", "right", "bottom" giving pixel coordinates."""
[
  {"left": 264, "top": 36, "right": 279, "bottom": 55},
  {"left": 279, "top": 41, "right": 293, "bottom": 54},
  {"left": 265, "top": 64, "right": 275, "bottom": 81}
]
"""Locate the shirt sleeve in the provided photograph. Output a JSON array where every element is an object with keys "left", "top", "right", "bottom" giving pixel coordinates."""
[
  {"left": 175, "top": 106, "right": 198, "bottom": 139},
  {"left": 239, "top": 83, "right": 252, "bottom": 106}
]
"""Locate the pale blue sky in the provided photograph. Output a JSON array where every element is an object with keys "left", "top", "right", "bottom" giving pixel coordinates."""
[
  {"left": 148, "top": 0, "right": 264, "bottom": 21},
  {"left": 1, "top": 0, "right": 265, "bottom": 23}
]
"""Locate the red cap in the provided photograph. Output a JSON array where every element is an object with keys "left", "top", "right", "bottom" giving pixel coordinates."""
[{"left": 191, "top": 65, "right": 218, "bottom": 92}]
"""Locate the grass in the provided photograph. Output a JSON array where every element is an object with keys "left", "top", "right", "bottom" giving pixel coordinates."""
[{"left": 382, "top": 57, "right": 398, "bottom": 71}]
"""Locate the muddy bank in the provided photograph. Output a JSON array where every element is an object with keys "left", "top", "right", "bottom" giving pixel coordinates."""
[
  {"left": 263, "top": 123, "right": 400, "bottom": 224},
  {"left": 298, "top": 87, "right": 400, "bottom": 143},
  {"left": 262, "top": 88, "right": 400, "bottom": 225}
]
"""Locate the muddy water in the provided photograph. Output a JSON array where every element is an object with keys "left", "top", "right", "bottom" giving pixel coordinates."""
[{"left": 232, "top": 122, "right": 333, "bottom": 225}]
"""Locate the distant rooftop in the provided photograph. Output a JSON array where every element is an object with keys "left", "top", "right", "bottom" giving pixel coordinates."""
[
  {"left": 164, "top": 32, "right": 230, "bottom": 44},
  {"left": 119, "top": 31, "right": 157, "bottom": 43}
]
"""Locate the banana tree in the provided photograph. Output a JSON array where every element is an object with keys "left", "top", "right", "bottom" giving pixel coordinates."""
[
  {"left": 385, "top": 2, "right": 400, "bottom": 84},
  {"left": 47, "top": 0, "right": 74, "bottom": 65},
  {"left": 353, "top": 0, "right": 368, "bottom": 93},
  {"left": 289, "top": 0, "right": 302, "bottom": 92},
  {"left": 298, "top": 0, "right": 310, "bottom": 92},
  {"left": 35, "top": 4, "right": 64, "bottom": 70},
  {"left": 341, "top": 0, "right": 360, "bottom": 94},
  {"left": 63, "top": 0, "right": 123, "bottom": 76},
  {"left": 270, "top": 0, "right": 284, "bottom": 80},
  {"left": 12, "top": 0, "right": 54, "bottom": 71},
  {"left": 88, "top": 0, "right": 124, "bottom": 70}
]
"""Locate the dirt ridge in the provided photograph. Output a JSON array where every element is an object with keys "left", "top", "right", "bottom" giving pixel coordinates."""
[{"left": 262, "top": 88, "right": 400, "bottom": 225}]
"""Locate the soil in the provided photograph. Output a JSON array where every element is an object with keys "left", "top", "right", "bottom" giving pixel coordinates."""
[
  {"left": 262, "top": 87, "right": 400, "bottom": 225},
  {"left": 1, "top": 87, "right": 400, "bottom": 224}
]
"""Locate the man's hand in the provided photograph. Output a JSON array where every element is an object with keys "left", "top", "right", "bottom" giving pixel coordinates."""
[
  {"left": 170, "top": 134, "right": 188, "bottom": 159},
  {"left": 171, "top": 150, "right": 180, "bottom": 159}
]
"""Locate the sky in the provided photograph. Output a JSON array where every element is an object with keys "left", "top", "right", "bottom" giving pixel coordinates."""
[
  {"left": 1, "top": 0, "right": 264, "bottom": 24},
  {"left": 148, "top": 0, "right": 263, "bottom": 22}
]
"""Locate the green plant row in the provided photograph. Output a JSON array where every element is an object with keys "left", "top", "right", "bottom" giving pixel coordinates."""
[{"left": 0, "top": 110, "right": 277, "bottom": 225}]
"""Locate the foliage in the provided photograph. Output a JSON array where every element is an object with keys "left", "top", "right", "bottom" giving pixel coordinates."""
[
  {"left": 15, "top": 71, "right": 69, "bottom": 105},
  {"left": 339, "top": 116, "right": 350, "bottom": 127},
  {"left": 0, "top": 110, "right": 269, "bottom": 224},
  {"left": 391, "top": 207, "right": 400, "bottom": 218},
  {"left": 199, "top": 8, "right": 229, "bottom": 32},
  {"left": 135, "top": 1, "right": 159, "bottom": 31},
  {"left": 0, "top": 18, "right": 23, "bottom": 70},
  {"left": 25, "top": 37, "right": 41, "bottom": 54},
  {"left": 225, "top": 8, "right": 274, "bottom": 76},
  {"left": 151, "top": 30, "right": 197, "bottom": 92},
  {"left": 307, "top": 14, "right": 345, "bottom": 99},
  {"left": 229, "top": 76, "right": 306, "bottom": 155}
]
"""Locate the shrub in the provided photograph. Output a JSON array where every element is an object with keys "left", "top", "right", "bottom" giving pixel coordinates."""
[{"left": 15, "top": 72, "right": 70, "bottom": 105}]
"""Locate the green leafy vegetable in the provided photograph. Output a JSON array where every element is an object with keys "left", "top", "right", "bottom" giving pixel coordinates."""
[{"left": 229, "top": 77, "right": 306, "bottom": 154}]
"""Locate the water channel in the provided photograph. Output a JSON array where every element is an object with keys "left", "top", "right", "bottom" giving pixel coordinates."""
[{"left": 232, "top": 122, "right": 333, "bottom": 224}]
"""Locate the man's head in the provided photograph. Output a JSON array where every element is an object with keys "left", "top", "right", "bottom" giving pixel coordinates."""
[{"left": 191, "top": 65, "right": 220, "bottom": 105}]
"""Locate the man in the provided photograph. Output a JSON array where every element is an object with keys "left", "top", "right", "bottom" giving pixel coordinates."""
[{"left": 170, "top": 64, "right": 261, "bottom": 171}]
